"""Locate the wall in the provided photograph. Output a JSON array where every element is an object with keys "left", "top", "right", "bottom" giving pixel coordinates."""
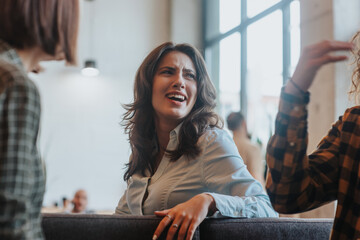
[
  {"left": 31, "top": 0, "right": 202, "bottom": 211},
  {"left": 170, "top": 0, "right": 203, "bottom": 49}
]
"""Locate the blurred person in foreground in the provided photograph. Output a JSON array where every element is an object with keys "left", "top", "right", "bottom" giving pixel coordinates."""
[
  {"left": 115, "top": 42, "right": 277, "bottom": 240},
  {"left": 0, "top": 1, "right": 79, "bottom": 239},
  {"left": 227, "top": 111, "right": 265, "bottom": 186},
  {"left": 266, "top": 35, "right": 359, "bottom": 239}
]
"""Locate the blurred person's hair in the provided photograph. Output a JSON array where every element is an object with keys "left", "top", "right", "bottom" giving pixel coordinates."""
[
  {"left": 350, "top": 31, "right": 360, "bottom": 102},
  {"left": 226, "top": 112, "right": 245, "bottom": 131},
  {"left": 0, "top": 0, "right": 79, "bottom": 64}
]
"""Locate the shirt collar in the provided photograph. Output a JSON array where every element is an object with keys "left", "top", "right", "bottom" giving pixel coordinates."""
[
  {"left": 0, "top": 39, "right": 24, "bottom": 69},
  {"left": 152, "top": 122, "right": 183, "bottom": 155},
  {"left": 169, "top": 122, "right": 183, "bottom": 144}
]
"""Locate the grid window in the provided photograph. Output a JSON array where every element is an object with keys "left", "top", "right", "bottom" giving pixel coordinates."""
[{"left": 204, "top": 0, "right": 300, "bottom": 151}]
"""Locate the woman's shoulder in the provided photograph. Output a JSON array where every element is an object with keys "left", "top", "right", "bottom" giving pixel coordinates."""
[
  {"left": 198, "top": 127, "right": 243, "bottom": 168},
  {"left": 331, "top": 106, "right": 360, "bottom": 142},
  {"left": 198, "top": 127, "right": 236, "bottom": 151},
  {"left": 0, "top": 58, "right": 24, "bottom": 78},
  {"left": 201, "top": 127, "right": 230, "bottom": 142},
  {"left": 340, "top": 105, "right": 360, "bottom": 123},
  {"left": 0, "top": 60, "right": 38, "bottom": 95},
  {"left": 344, "top": 105, "right": 360, "bottom": 116}
]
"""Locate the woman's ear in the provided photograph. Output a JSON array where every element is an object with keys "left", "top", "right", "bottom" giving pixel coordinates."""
[{"left": 31, "top": 63, "right": 45, "bottom": 74}]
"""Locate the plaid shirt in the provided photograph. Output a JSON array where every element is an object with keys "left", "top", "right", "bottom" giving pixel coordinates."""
[
  {"left": 266, "top": 89, "right": 360, "bottom": 239},
  {"left": 0, "top": 40, "right": 45, "bottom": 239}
]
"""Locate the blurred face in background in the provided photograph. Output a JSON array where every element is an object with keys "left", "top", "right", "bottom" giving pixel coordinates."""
[{"left": 72, "top": 190, "right": 88, "bottom": 213}]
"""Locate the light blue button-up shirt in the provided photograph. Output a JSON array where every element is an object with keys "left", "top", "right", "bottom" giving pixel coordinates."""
[{"left": 116, "top": 125, "right": 278, "bottom": 218}]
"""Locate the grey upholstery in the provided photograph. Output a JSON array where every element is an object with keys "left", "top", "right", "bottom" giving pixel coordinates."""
[
  {"left": 42, "top": 214, "right": 333, "bottom": 240},
  {"left": 41, "top": 214, "right": 200, "bottom": 240},
  {"left": 200, "top": 217, "right": 333, "bottom": 240}
]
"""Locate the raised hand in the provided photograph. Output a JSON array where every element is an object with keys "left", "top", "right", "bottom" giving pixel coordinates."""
[
  {"left": 286, "top": 40, "right": 353, "bottom": 95},
  {"left": 152, "top": 193, "right": 216, "bottom": 240}
]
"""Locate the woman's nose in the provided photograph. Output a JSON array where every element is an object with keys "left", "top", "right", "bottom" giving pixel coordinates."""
[{"left": 172, "top": 74, "right": 185, "bottom": 89}]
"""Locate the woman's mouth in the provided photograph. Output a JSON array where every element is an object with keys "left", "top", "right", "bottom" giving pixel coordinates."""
[{"left": 166, "top": 93, "right": 186, "bottom": 102}]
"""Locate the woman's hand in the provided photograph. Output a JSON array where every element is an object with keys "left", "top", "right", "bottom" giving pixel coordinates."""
[
  {"left": 152, "top": 193, "right": 216, "bottom": 240},
  {"left": 286, "top": 40, "right": 353, "bottom": 95}
]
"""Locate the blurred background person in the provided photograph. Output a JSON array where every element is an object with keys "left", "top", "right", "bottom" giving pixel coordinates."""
[
  {"left": 227, "top": 112, "right": 265, "bottom": 186},
  {"left": 71, "top": 189, "right": 94, "bottom": 214}
]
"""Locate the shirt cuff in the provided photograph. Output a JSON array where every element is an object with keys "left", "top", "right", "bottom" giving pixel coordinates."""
[
  {"left": 279, "top": 87, "right": 309, "bottom": 120},
  {"left": 281, "top": 86, "right": 310, "bottom": 104},
  {"left": 205, "top": 192, "right": 245, "bottom": 218}
]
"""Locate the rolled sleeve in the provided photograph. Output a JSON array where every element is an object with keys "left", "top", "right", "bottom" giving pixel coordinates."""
[
  {"left": 201, "top": 129, "right": 278, "bottom": 218},
  {"left": 266, "top": 88, "right": 339, "bottom": 214}
]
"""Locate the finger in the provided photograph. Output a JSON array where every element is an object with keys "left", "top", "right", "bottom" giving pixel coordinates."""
[
  {"left": 155, "top": 209, "right": 171, "bottom": 217},
  {"left": 166, "top": 221, "right": 181, "bottom": 240},
  {"left": 309, "top": 40, "right": 353, "bottom": 51},
  {"left": 167, "top": 215, "right": 184, "bottom": 240},
  {"left": 177, "top": 217, "right": 191, "bottom": 240},
  {"left": 309, "top": 40, "right": 353, "bottom": 58},
  {"left": 153, "top": 214, "right": 173, "bottom": 240},
  {"left": 185, "top": 220, "right": 199, "bottom": 240},
  {"left": 310, "top": 54, "right": 349, "bottom": 69}
]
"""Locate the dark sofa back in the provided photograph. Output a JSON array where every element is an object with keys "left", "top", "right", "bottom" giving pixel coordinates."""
[
  {"left": 200, "top": 217, "right": 333, "bottom": 240},
  {"left": 42, "top": 214, "right": 333, "bottom": 240},
  {"left": 41, "top": 214, "right": 200, "bottom": 240}
]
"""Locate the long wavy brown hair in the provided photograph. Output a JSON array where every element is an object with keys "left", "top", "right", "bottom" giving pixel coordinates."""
[
  {"left": 349, "top": 31, "right": 360, "bottom": 101},
  {"left": 123, "top": 42, "right": 222, "bottom": 181}
]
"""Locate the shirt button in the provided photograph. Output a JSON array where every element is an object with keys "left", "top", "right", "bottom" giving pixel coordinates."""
[
  {"left": 294, "top": 106, "right": 300, "bottom": 112},
  {"left": 289, "top": 142, "right": 295, "bottom": 147}
]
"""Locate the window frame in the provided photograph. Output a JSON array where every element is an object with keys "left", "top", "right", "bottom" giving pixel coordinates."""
[{"left": 203, "top": 0, "right": 295, "bottom": 117}]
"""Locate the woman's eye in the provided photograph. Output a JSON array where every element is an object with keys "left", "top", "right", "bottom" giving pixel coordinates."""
[
  {"left": 185, "top": 73, "right": 196, "bottom": 79},
  {"left": 161, "top": 70, "right": 172, "bottom": 75}
]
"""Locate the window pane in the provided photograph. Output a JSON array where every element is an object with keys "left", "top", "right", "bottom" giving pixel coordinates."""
[
  {"left": 290, "top": 0, "right": 301, "bottom": 75},
  {"left": 219, "top": 33, "right": 241, "bottom": 119},
  {"left": 205, "top": 43, "right": 220, "bottom": 96},
  {"left": 247, "top": 11, "right": 282, "bottom": 148},
  {"left": 219, "top": 0, "right": 241, "bottom": 33},
  {"left": 247, "top": 0, "right": 280, "bottom": 18}
]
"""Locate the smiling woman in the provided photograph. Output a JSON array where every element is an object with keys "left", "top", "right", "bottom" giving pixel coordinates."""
[{"left": 116, "top": 42, "right": 277, "bottom": 240}]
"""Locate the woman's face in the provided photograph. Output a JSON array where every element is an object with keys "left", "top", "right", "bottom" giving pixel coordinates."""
[{"left": 152, "top": 51, "right": 197, "bottom": 129}]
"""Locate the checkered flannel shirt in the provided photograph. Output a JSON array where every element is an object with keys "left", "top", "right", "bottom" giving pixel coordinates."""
[
  {"left": 266, "top": 88, "right": 360, "bottom": 239},
  {"left": 0, "top": 39, "right": 45, "bottom": 239}
]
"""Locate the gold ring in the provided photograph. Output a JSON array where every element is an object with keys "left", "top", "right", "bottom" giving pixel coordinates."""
[
  {"left": 165, "top": 215, "right": 172, "bottom": 220},
  {"left": 172, "top": 223, "right": 179, "bottom": 228}
]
